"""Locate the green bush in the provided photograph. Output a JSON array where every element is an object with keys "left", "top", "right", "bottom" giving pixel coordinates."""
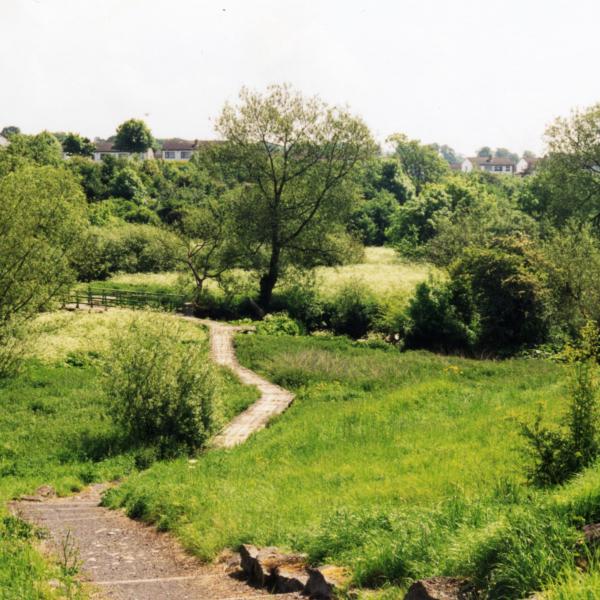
[
  {"left": 73, "top": 223, "right": 182, "bottom": 281},
  {"left": 103, "top": 316, "right": 219, "bottom": 455},
  {"left": 404, "top": 279, "right": 477, "bottom": 353},
  {"left": 522, "top": 323, "right": 600, "bottom": 486},
  {"left": 450, "top": 239, "right": 550, "bottom": 353},
  {"left": 271, "top": 271, "right": 325, "bottom": 330},
  {"left": 326, "top": 282, "right": 381, "bottom": 339},
  {"left": 255, "top": 312, "right": 303, "bottom": 336}
]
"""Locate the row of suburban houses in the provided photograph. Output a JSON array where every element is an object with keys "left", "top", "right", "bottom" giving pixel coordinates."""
[
  {"left": 92, "top": 138, "right": 216, "bottom": 162},
  {"left": 1, "top": 133, "right": 540, "bottom": 174}
]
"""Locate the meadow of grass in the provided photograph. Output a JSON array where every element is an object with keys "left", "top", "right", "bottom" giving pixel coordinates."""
[
  {"left": 315, "top": 247, "right": 438, "bottom": 299},
  {"left": 104, "top": 332, "right": 600, "bottom": 598},
  {"left": 86, "top": 247, "right": 436, "bottom": 303},
  {"left": 0, "top": 308, "right": 257, "bottom": 598}
]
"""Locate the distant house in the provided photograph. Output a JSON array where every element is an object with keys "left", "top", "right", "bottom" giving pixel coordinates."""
[
  {"left": 516, "top": 157, "right": 539, "bottom": 175},
  {"left": 92, "top": 141, "right": 154, "bottom": 162},
  {"left": 461, "top": 156, "right": 516, "bottom": 174},
  {"left": 158, "top": 138, "right": 224, "bottom": 161},
  {"left": 0, "top": 134, "right": 9, "bottom": 147}
]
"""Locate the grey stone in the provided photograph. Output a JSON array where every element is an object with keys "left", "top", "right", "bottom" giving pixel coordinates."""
[
  {"left": 305, "top": 565, "right": 349, "bottom": 599},
  {"left": 274, "top": 565, "right": 309, "bottom": 593}
]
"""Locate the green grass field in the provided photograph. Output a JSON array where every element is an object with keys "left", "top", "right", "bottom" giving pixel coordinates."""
[
  {"left": 3, "top": 308, "right": 600, "bottom": 598},
  {"left": 103, "top": 333, "right": 600, "bottom": 598}
]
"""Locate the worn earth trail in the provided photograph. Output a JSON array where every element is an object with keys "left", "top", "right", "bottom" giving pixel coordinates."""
[{"left": 11, "top": 317, "right": 298, "bottom": 600}]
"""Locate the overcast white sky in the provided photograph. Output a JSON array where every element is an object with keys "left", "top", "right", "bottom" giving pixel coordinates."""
[{"left": 1, "top": 0, "right": 599, "bottom": 155}]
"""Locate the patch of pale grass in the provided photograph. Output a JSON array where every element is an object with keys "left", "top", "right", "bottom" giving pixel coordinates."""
[
  {"left": 316, "top": 247, "right": 439, "bottom": 298},
  {"left": 30, "top": 308, "right": 207, "bottom": 363},
  {"left": 108, "top": 272, "right": 180, "bottom": 286}
]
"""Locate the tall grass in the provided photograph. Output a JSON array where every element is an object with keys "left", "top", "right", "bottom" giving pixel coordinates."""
[
  {"left": 90, "top": 247, "right": 436, "bottom": 302},
  {"left": 105, "top": 333, "right": 587, "bottom": 598}
]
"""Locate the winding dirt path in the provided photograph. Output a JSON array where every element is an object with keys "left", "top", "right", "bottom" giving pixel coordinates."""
[
  {"left": 198, "top": 319, "right": 294, "bottom": 448},
  {"left": 11, "top": 318, "right": 297, "bottom": 600}
]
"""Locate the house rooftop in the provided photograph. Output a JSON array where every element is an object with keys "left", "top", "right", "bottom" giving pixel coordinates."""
[
  {"left": 94, "top": 141, "right": 117, "bottom": 152},
  {"left": 468, "top": 156, "right": 516, "bottom": 166},
  {"left": 161, "top": 138, "right": 224, "bottom": 151}
]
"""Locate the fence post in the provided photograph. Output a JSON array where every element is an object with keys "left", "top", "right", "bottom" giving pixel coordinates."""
[{"left": 88, "top": 288, "right": 92, "bottom": 308}]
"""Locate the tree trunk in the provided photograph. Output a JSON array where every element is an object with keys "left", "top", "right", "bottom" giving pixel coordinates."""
[{"left": 258, "top": 245, "right": 280, "bottom": 312}]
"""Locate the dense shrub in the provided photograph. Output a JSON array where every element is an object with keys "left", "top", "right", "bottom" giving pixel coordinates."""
[
  {"left": 404, "top": 279, "right": 477, "bottom": 353},
  {"left": 255, "top": 312, "right": 303, "bottom": 336},
  {"left": 73, "top": 224, "right": 182, "bottom": 281},
  {"left": 326, "top": 282, "right": 381, "bottom": 339},
  {"left": 270, "top": 271, "right": 325, "bottom": 331},
  {"left": 450, "top": 240, "right": 550, "bottom": 353},
  {"left": 540, "top": 222, "right": 600, "bottom": 337},
  {"left": 103, "top": 316, "right": 219, "bottom": 455}
]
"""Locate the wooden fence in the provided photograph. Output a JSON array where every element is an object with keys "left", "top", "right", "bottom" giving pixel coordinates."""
[{"left": 64, "top": 288, "right": 191, "bottom": 312}]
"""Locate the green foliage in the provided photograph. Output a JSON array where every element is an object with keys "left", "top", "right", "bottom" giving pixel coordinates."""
[
  {"left": 62, "top": 132, "right": 94, "bottom": 157},
  {"left": 450, "top": 240, "right": 550, "bottom": 352},
  {"left": 0, "top": 319, "right": 30, "bottom": 380},
  {"left": 522, "top": 322, "right": 600, "bottom": 486},
  {"left": 255, "top": 312, "right": 303, "bottom": 336},
  {"left": 539, "top": 222, "right": 600, "bottom": 337},
  {"left": 387, "top": 182, "right": 453, "bottom": 253},
  {"left": 271, "top": 270, "right": 325, "bottom": 331},
  {"left": 111, "top": 165, "right": 147, "bottom": 201},
  {"left": 103, "top": 316, "right": 219, "bottom": 454},
  {"left": 387, "top": 133, "right": 449, "bottom": 194},
  {"left": 72, "top": 224, "right": 181, "bottom": 281},
  {"left": 425, "top": 194, "right": 537, "bottom": 267},
  {"left": 216, "top": 83, "right": 375, "bottom": 308},
  {"left": 0, "top": 131, "right": 63, "bottom": 176},
  {"left": 114, "top": 118, "right": 154, "bottom": 152},
  {"left": 404, "top": 279, "right": 477, "bottom": 353},
  {"left": 0, "top": 125, "right": 20, "bottom": 138},
  {"left": 533, "top": 103, "right": 600, "bottom": 225},
  {"left": 0, "top": 165, "right": 87, "bottom": 326},
  {"left": 350, "top": 189, "right": 399, "bottom": 246},
  {"left": 326, "top": 281, "right": 380, "bottom": 338}
]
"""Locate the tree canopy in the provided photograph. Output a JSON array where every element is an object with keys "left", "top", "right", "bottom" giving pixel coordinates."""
[
  {"left": 0, "top": 165, "right": 87, "bottom": 326},
  {"left": 63, "top": 132, "right": 95, "bottom": 157},
  {"left": 387, "top": 134, "right": 448, "bottom": 194},
  {"left": 114, "top": 119, "right": 154, "bottom": 152},
  {"left": 214, "top": 84, "right": 375, "bottom": 309}
]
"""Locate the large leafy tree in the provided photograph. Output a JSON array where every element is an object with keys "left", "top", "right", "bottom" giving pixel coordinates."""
[
  {"left": 536, "top": 103, "right": 600, "bottom": 224},
  {"left": 0, "top": 132, "right": 62, "bottom": 176},
  {"left": 215, "top": 84, "right": 375, "bottom": 310},
  {"left": 114, "top": 118, "right": 154, "bottom": 152},
  {"left": 387, "top": 134, "right": 448, "bottom": 194},
  {"left": 63, "top": 132, "right": 95, "bottom": 157},
  {"left": 0, "top": 165, "right": 87, "bottom": 375}
]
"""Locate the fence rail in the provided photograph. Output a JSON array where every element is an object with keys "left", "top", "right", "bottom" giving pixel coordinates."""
[{"left": 64, "top": 288, "right": 190, "bottom": 312}]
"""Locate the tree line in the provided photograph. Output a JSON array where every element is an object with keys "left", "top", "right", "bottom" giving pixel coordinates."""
[{"left": 1, "top": 86, "right": 600, "bottom": 366}]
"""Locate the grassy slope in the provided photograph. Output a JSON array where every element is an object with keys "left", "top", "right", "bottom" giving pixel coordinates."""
[
  {"left": 0, "top": 309, "right": 257, "bottom": 599},
  {"left": 106, "top": 334, "right": 599, "bottom": 597}
]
